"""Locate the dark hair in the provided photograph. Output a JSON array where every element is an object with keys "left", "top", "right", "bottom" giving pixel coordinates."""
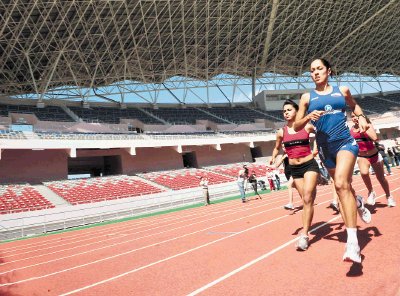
[
  {"left": 315, "top": 58, "right": 334, "bottom": 77},
  {"left": 283, "top": 99, "right": 299, "bottom": 111}
]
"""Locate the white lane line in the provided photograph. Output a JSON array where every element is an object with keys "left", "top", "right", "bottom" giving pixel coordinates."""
[
  {"left": 0, "top": 191, "right": 295, "bottom": 273},
  {"left": 60, "top": 180, "right": 399, "bottom": 296},
  {"left": 0, "top": 191, "right": 280, "bottom": 257},
  {"left": 187, "top": 216, "right": 341, "bottom": 296},
  {"left": 0, "top": 180, "right": 344, "bottom": 265},
  {"left": 187, "top": 188, "right": 400, "bottom": 295},
  {"left": 58, "top": 213, "right": 294, "bottom": 296},
  {"left": 0, "top": 198, "right": 242, "bottom": 254},
  {"left": 56, "top": 183, "right": 373, "bottom": 295},
  {"left": 0, "top": 191, "right": 303, "bottom": 277}
]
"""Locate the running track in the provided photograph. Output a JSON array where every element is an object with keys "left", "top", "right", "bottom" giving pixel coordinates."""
[{"left": 0, "top": 171, "right": 399, "bottom": 296}]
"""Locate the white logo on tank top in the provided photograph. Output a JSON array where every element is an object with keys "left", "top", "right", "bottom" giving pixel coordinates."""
[
  {"left": 331, "top": 92, "right": 342, "bottom": 97},
  {"left": 324, "top": 105, "right": 333, "bottom": 111}
]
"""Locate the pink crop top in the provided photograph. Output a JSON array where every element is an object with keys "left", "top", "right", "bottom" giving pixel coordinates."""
[{"left": 282, "top": 126, "right": 312, "bottom": 159}]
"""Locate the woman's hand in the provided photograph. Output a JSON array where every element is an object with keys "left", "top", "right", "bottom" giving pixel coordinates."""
[
  {"left": 269, "top": 157, "right": 275, "bottom": 165},
  {"left": 358, "top": 116, "right": 370, "bottom": 132},
  {"left": 306, "top": 110, "right": 325, "bottom": 121}
]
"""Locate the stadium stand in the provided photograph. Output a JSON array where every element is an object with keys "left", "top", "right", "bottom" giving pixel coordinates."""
[
  {"left": 139, "top": 169, "right": 235, "bottom": 190},
  {"left": 260, "top": 110, "right": 285, "bottom": 121},
  {"left": 199, "top": 106, "right": 284, "bottom": 124},
  {"left": 0, "top": 184, "right": 55, "bottom": 214},
  {"left": 143, "top": 107, "right": 227, "bottom": 124},
  {"left": 45, "top": 175, "right": 164, "bottom": 205},
  {"left": 35, "top": 132, "right": 143, "bottom": 140},
  {"left": 0, "top": 103, "right": 73, "bottom": 122},
  {"left": 357, "top": 96, "right": 400, "bottom": 114},
  {"left": 0, "top": 130, "right": 27, "bottom": 139},
  {"left": 69, "top": 106, "right": 163, "bottom": 124},
  {"left": 382, "top": 93, "right": 400, "bottom": 104}
]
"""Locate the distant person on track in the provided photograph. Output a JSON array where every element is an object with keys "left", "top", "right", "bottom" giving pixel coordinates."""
[
  {"left": 199, "top": 176, "right": 211, "bottom": 206},
  {"left": 350, "top": 113, "right": 396, "bottom": 207},
  {"left": 376, "top": 142, "right": 392, "bottom": 175},
  {"left": 270, "top": 99, "right": 320, "bottom": 251},
  {"left": 266, "top": 170, "right": 276, "bottom": 191},
  {"left": 237, "top": 165, "right": 249, "bottom": 203},
  {"left": 273, "top": 168, "right": 281, "bottom": 190},
  {"left": 248, "top": 172, "right": 262, "bottom": 199},
  {"left": 293, "top": 58, "right": 371, "bottom": 263}
]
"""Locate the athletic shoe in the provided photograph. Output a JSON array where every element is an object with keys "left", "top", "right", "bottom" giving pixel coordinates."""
[
  {"left": 356, "top": 195, "right": 371, "bottom": 224},
  {"left": 387, "top": 196, "right": 396, "bottom": 207},
  {"left": 330, "top": 202, "right": 339, "bottom": 212},
  {"left": 367, "top": 192, "right": 376, "bottom": 206},
  {"left": 283, "top": 203, "right": 294, "bottom": 210},
  {"left": 296, "top": 235, "right": 309, "bottom": 251},
  {"left": 242, "top": 199, "right": 246, "bottom": 203},
  {"left": 343, "top": 242, "right": 361, "bottom": 263}
]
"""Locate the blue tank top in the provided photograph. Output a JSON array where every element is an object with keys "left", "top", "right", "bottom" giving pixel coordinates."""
[{"left": 307, "top": 85, "right": 351, "bottom": 144}]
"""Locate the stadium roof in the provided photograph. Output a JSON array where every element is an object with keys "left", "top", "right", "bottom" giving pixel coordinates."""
[{"left": 1, "top": 0, "right": 400, "bottom": 97}]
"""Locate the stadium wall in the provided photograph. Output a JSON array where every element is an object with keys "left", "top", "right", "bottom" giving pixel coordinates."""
[
  {"left": 0, "top": 149, "right": 68, "bottom": 184},
  {"left": 121, "top": 147, "right": 184, "bottom": 173},
  {"left": 188, "top": 144, "right": 252, "bottom": 166},
  {"left": 0, "top": 140, "right": 276, "bottom": 183}
]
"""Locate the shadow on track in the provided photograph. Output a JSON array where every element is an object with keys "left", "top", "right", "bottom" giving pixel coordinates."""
[{"left": 323, "top": 225, "right": 382, "bottom": 277}]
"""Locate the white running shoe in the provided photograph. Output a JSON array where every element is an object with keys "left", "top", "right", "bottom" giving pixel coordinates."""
[
  {"left": 356, "top": 195, "right": 371, "bottom": 224},
  {"left": 387, "top": 196, "right": 396, "bottom": 207},
  {"left": 283, "top": 203, "right": 294, "bottom": 210},
  {"left": 296, "top": 235, "right": 309, "bottom": 251},
  {"left": 343, "top": 242, "right": 361, "bottom": 263},
  {"left": 367, "top": 192, "right": 376, "bottom": 206}
]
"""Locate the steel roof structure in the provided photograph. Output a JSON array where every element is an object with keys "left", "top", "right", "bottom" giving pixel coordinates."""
[{"left": 1, "top": 0, "right": 400, "bottom": 103}]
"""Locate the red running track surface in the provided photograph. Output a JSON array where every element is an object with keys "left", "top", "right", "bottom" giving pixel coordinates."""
[{"left": 0, "top": 171, "right": 399, "bottom": 296}]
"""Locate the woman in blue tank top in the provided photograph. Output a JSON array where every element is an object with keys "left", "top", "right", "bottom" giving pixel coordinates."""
[{"left": 293, "top": 58, "right": 371, "bottom": 264}]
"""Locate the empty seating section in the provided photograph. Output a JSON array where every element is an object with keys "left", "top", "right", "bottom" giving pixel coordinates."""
[
  {"left": 139, "top": 169, "right": 235, "bottom": 190},
  {"left": 382, "top": 94, "right": 400, "bottom": 104},
  {"left": 69, "top": 106, "right": 162, "bottom": 124},
  {"left": 0, "top": 184, "right": 54, "bottom": 214},
  {"left": 0, "top": 104, "right": 73, "bottom": 122},
  {"left": 46, "top": 175, "right": 163, "bottom": 205},
  {"left": 0, "top": 130, "right": 26, "bottom": 139},
  {"left": 262, "top": 110, "right": 285, "bottom": 121},
  {"left": 206, "top": 163, "right": 280, "bottom": 178},
  {"left": 144, "top": 107, "right": 226, "bottom": 124},
  {"left": 36, "top": 132, "right": 142, "bottom": 140},
  {"left": 357, "top": 96, "right": 400, "bottom": 114},
  {"left": 200, "top": 106, "right": 284, "bottom": 124}
]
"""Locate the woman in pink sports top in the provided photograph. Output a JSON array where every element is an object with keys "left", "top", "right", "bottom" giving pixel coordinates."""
[
  {"left": 270, "top": 99, "right": 319, "bottom": 251},
  {"left": 350, "top": 112, "right": 395, "bottom": 207}
]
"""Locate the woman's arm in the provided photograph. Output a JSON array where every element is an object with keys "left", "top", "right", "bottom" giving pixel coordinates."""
[
  {"left": 293, "top": 93, "right": 324, "bottom": 131},
  {"left": 312, "top": 139, "right": 319, "bottom": 157},
  {"left": 365, "top": 123, "right": 378, "bottom": 141},
  {"left": 275, "top": 154, "right": 287, "bottom": 167},
  {"left": 270, "top": 129, "right": 283, "bottom": 165},
  {"left": 340, "top": 86, "right": 369, "bottom": 132}
]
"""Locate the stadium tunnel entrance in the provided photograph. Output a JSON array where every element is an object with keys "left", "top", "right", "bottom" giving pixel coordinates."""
[
  {"left": 68, "top": 155, "right": 122, "bottom": 178},
  {"left": 182, "top": 152, "right": 198, "bottom": 168},
  {"left": 250, "top": 146, "right": 263, "bottom": 161}
]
